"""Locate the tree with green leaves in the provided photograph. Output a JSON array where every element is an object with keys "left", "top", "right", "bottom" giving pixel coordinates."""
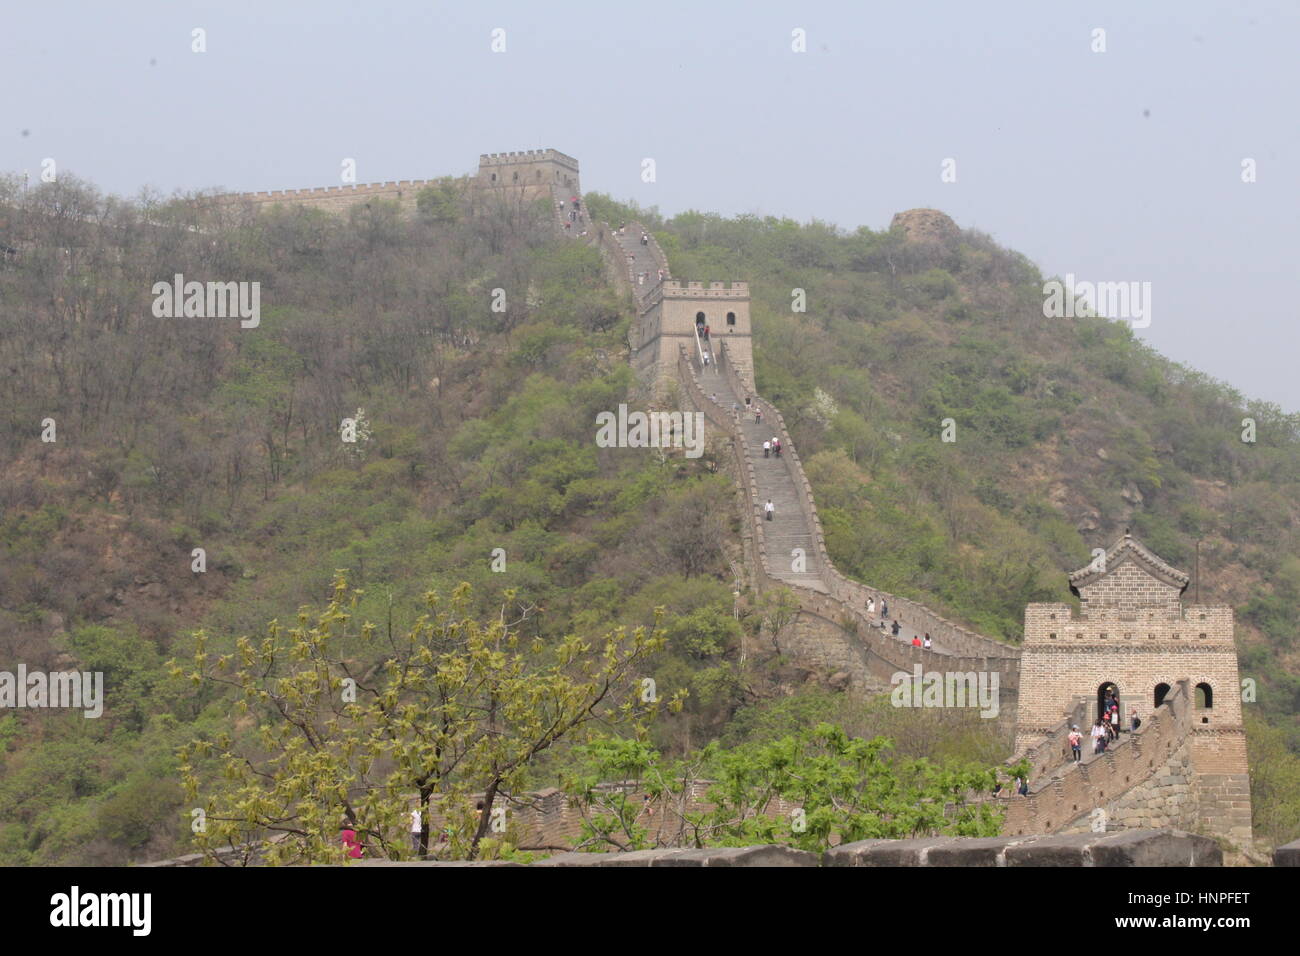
[
  {"left": 174, "top": 575, "right": 669, "bottom": 863},
  {"left": 565, "top": 723, "right": 1007, "bottom": 854}
]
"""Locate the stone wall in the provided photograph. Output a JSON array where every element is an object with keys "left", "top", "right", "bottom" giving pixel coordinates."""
[
  {"left": 219, "top": 179, "right": 439, "bottom": 214},
  {"left": 346, "top": 830, "right": 1222, "bottom": 867},
  {"left": 717, "top": 341, "right": 1020, "bottom": 672}
]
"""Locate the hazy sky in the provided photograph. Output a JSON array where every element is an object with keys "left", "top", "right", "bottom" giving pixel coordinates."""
[{"left": 7, "top": 1, "right": 1297, "bottom": 412}]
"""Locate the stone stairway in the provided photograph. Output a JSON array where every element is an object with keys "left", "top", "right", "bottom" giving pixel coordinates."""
[
  {"left": 612, "top": 226, "right": 664, "bottom": 300},
  {"left": 704, "top": 363, "right": 827, "bottom": 593}
]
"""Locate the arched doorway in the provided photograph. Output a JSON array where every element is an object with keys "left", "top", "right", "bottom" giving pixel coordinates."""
[
  {"left": 1154, "top": 683, "right": 1171, "bottom": 708},
  {"left": 695, "top": 311, "right": 706, "bottom": 330},
  {"left": 1097, "top": 682, "right": 1120, "bottom": 723},
  {"left": 1195, "top": 683, "right": 1213, "bottom": 709},
  {"left": 1195, "top": 683, "right": 1213, "bottom": 723},
  {"left": 726, "top": 311, "right": 736, "bottom": 326}
]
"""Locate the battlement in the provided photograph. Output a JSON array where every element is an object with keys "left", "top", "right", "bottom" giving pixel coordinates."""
[
  {"left": 1024, "top": 603, "right": 1234, "bottom": 646},
  {"left": 661, "top": 280, "right": 749, "bottom": 298},
  {"left": 478, "top": 149, "right": 579, "bottom": 171},
  {"left": 224, "top": 179, "right": 438, "bottom": 203}
]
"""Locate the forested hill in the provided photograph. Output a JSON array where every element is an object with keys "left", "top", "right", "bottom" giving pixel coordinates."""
[{"left": 1, "top": 175, "right": 1297, "bottom": 863}]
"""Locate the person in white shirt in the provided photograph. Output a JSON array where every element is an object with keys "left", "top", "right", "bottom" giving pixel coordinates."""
[
  {"left": 1091, "top": 719, "right": 1107, "bottom": 755},
  {"left": 410, "top": 806, "right": 423, "bottom": 855},
  {"left": 763, "top": 440, "right": 771, "bottom": 458},
  {"left": 764, "top": 500, "right": 774, "bottom": 521}
]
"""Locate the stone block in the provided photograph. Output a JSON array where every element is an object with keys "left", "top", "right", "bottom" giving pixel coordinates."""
[
  {"left": 1004, "top": 829, "right": 1219, "bottom": 867},
  {"left": 532, "top": 845, "right": 818, "bottom": 867},
  {"left": 1275, "top": 838, "right": 1300, "bottom": 867}
]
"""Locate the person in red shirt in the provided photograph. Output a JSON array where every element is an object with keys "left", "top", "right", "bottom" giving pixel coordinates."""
[
  {"left": 341, "top": 824, "right": 364, "bottom": 859},
  {"left": 911, "top": 635, "right": 922, "bottom": 647}
]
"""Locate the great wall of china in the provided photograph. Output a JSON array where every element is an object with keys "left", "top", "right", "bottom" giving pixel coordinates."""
[{"left": 162, "top": 149, "right": 1255, "bottom": 863}]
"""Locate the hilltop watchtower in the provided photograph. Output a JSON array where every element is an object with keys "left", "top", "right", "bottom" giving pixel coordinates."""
[
  {"left": 1016, "top": 532, "right": 1251, "bottom": 846},
  {"left": 476, "top": 149, "right": 580, "bottom": 201},
  {"left": 633, "top": 280, "right": 753, "bottom": 390}
]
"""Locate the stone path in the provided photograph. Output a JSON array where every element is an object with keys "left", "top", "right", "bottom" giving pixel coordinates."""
[{"left": 612, "top": 226, "right": 664, "bottom": 299}]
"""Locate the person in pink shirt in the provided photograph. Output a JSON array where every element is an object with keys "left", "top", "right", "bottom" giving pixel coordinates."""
[{"left": 340, "top": 824, "right": 364, "bottom": 859}]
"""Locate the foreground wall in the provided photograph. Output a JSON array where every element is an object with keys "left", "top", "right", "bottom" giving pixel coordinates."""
[{"left": 343, "top": 830, "right": 1223, "bottom": 867}]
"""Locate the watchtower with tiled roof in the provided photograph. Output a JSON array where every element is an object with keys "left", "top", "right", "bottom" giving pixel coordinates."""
[{"left": 1014, "top": 532, "right": 1252, "bottom": 847}]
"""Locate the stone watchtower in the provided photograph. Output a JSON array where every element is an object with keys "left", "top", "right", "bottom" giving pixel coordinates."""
[
  {"left": 1015, "top": 532, "right": 1252, "bottom": 846},
  {"left": 475, "top": 149, "right": 580, "bottom": 202},
  {"left": 633, "top": 280, "right": 753, "bottom": 389}
]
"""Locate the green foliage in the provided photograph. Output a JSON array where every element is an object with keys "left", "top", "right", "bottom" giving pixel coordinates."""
[{"left": 566, "top": 723, "right": 1005, "bottom": 853}]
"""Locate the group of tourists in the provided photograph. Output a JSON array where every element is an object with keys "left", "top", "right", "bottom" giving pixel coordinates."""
[
  {"left": 762, "top": 436, "right": 782, "bottom": 458},
  {"left": 1065, "top": 688, "right": 1143, "bottom": 762},
  {"left": 559, "top": 197, "right": 586, "bottom": 232},
  {"left": 863, "top": 595, "right": 930, "bottom": 647}
]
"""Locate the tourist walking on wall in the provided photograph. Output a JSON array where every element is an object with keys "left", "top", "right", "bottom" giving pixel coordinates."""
[
  {"left": 866, "top": 597, "right": 875, "bottom": 615},
  {"left": 763, "top": 440, "right": 771, "bottom": 458},
  {"left": 1130, "top": 707, "right": 1141, "bottom": 732},
  {"left": 892, "top": 620, "right": 902, "bottom": 638},
  {"left": 764, "top": 499, "right": 774, "bottom": 521},
  {"left": 1068, "top": 725, "right": 1082, "bottom": 762},
  {"left": 880, "top": 600, "right": 888, "bottom": 621},
  {"left": 922, "top": 633, "right": 932, "bottom": 649}
]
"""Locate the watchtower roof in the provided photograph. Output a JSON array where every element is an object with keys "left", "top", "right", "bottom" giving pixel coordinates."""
[{"left": 1068, "top": 531, "right": 1190, "bottom": 595}]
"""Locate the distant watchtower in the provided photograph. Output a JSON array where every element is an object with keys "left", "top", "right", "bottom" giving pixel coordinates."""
[
  {"left": 633, "top": 280, "right": 753, "bottom": 390},
  {"left": 1016, "top": 532, "right": 1251, "bottom": 847},
  {"left": 476, "top": 149, "right": 580, "bottom": 201}
]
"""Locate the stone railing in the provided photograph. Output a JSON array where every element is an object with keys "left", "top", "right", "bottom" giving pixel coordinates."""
[
  {"left": 345, "top": 830, "right": 1222, "bottom": 867},
  {"left": 1016, "top": 696, "right": 1092, "bottom": 781},
  {"left": 218, "top": 179, "right": 440, "bottom": 205},
  {"left": 1003, "top": 682, "right": 1193, "bottom": 836},
  {"left": 677, "top": 345, "right": 766, "bottom": 580},
  {"left": 587, "top": 222, "right": 632, "bottom": 299}
]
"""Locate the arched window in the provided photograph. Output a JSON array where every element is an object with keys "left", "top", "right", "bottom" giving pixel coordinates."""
[
  {"left": 695, "top": 311, "right": 706, "bottom": 327},
  {"left": 1195, "top": 683, "right": 1213, "bottom": 709},
  {"left": 1154, "top": 683, "right": 1171, "bottom": 708},
  {"left": 491, "top": 173, "right": 497, "bottom": 182},
  {"left": 1097, "top": 682, "right": 1120, "bottom": 723},
  {"left": 726, "top": 311, "right": 736, "bottom": 326}
]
